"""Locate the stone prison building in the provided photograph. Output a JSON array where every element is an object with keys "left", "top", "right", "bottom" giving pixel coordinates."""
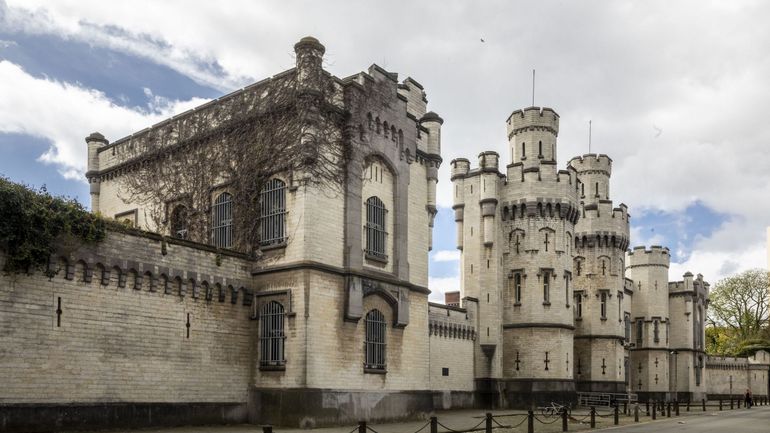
[{"left": 0, "top": 37, "right": 768, "bottom": 431}]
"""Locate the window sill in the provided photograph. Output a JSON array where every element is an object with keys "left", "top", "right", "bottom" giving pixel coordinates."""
[
  {"left": 513, "top": 302, "right": 522, "bottom": 307},
  {"left": 365, "top": 253, "right": 389, "bottom": 264},
  {"left": 259, "top": 363, "right": 286, "bottom": 371},
  {"left": 600, "top": 317, "right": 607, "bottom": 321},
  {"left": 364, "top": 367, "right": 387, "bottom": 375},
  {"left": 259, "top": 242, "right": 287, "bottom": 252},
  {"left": 542, "top": 302, "right": 551, "bottom": 306},
  {"left": 575, "top": 317, "right": 583, "bottom": 321}
]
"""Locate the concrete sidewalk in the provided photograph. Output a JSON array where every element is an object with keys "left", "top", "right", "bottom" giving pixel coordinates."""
[{"left": 74, "top": 405, "right": 770, "bottom": 433}]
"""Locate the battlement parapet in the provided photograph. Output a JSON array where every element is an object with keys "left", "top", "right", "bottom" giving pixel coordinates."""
[
  {"left": 478, "top": 151, "right": 500, "bottom": 171},
  {"left": 506, "top": 106, "right": 560, "bottom": 137},
  {"left": 568, "top": 153, "right": 612, "bottom": 175},
  {"left": 626, "top": 245, "right": 671, "bottom": 267},
  {"left": 450, "top": 158, "right": 471, "bottom": 179},
  {"left": 574, "top": 231, "right": 630, "bottom": 251}
]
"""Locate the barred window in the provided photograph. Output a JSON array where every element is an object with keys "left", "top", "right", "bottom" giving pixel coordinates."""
[
  {"left": 170, "top": 205, "right": 188, "bottom": 239},
  {"left": 624, "top": 313, "right": 631, "bottom": 342},
  {"left": 364, "top": 309, "right": 386, "bottom": 371},
  {"left": 365, "top": 196, "right": 387, "bottom": 259},
  {"left": 259, "top": 179, "right": 287, "bottom": 247},
  {"left": 653, "top": 319, "right": 660, "bottom": 342},
  {"left": 636, "top": 320, "right": 643, "bottom": 345},
  {"left": 259, "top": 301, "right": 285, "bottom": 367},
  {"left": 212, "top": 192, "right": 233, "bottom": 248},
  {"left": 542, "top": 272, "right": 550, "bottom": 303}
]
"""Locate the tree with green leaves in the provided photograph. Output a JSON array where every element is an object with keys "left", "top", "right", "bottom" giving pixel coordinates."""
[{"left": 707, "top": 269, "right": 769, "bottom": 354}]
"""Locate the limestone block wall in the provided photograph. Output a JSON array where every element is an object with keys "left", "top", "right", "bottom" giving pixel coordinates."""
[
  {"left": 361, "top": 158, "right": 395, "bottom": 274},
  {"left": 428, "top": 304, "right": 476, "bottom": 391},
  {"left": 0, "top": 231, "right": 254, "bottom": 406},
  {"left": 300, "top": 270, "right": 430, "bottom": 391},
  {"left": 705, "top": 351, "right": 770, "bottom": 398}
]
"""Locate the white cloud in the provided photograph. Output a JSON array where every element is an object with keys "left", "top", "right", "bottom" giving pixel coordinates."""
[
  {"left": 669, "top": 241, "right": 767, "bottom": 285},
  {"left": 428, "top": 275, "right": 461, "bottom": 303},
  {"left": 0, "top": 60, "right": 208, "bottom": 180},
  {"left": 431, "top": 250, "right": 460, "bottom": 262}
]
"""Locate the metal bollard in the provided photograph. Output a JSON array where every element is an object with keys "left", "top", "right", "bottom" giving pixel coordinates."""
[
  {"left": 652, "top": 403, "right": 657, "bottom": 420},
  {"left": 675, "top": 401, "right": 679, "bottom": 416},
  {"left": 359, "top": 421, "right": 367, "bottom": 433},
  {"left": 485, "top": 413, "right": 493, "bottom": 433},
  {"left": 738, "top": 398, "right": 742, "bottom": 409},
  {"left": 634, "top": 404, "right": 639, "bottom": 422},
  {"left": 528, "top": 410, "right": 534, "bottom": 433},
  {"left": 731, "top": 399, "right": 734, "bottom": 409},
  {"left": 562, "top": 408, "right": 568, "bottom": 432},
  {"left": 430, "top": 416, "right": 438, "bottom": 433},
  {"left": 590, "top": 406, "right": 596, "bottom": 429},
  {"left": 719, "top": 400, "right": 722, "bottom": 411},
  {"left": 263, "top": 426, "right": 273, "bottom": 433},
  {"left": 614, "top": 405, "right": 619, "bottom": 425},
  {"left": 667, "top": 402, "right": 671, "bottom": 418},
  {"left": 702, "top": 399, "right": 706, "bottom": 411},
  {"left": 624, "top": 401, "right": 628, "bottom": 415},
  {"left": 646, "top": 401, "right": 650, "bottom": 416},
  {"left": 687, "top": 400, "right": 690, "bottom": 412}
]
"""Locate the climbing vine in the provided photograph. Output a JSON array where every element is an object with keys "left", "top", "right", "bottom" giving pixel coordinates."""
[{"left": 0, "top": 177, "right": 106, "bottom": 274}]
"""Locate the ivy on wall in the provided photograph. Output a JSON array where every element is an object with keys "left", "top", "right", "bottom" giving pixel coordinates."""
[{"left": 0, "top": 177, "right": 106, "bottom": 273}]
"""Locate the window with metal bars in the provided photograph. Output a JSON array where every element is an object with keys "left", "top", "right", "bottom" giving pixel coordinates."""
[
  {"left": 365, "top": 196, "right": 387, "bottom": 260},
  {"left": 170, "top": 205, "right": 188, "bottom": 239},
  {"left": 259, "top": 179, "right": 287, "bottom": 247},
  {"left": 259, "top": 301, "right": 285, "bottom": 367},
  {"left": 364, "top": 309, "right": 386, "bottom": 371},
  {"left": 211, "top": 192, "right": 233, "bottom": 248}
]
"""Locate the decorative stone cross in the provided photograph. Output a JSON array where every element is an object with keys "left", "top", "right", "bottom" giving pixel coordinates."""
[
  {"left": 544, "top": 233, "right": 550, "bottom": 252},
  {"left": 186, "top": 313, "right": 191, "bottom": 339},
  {"left": 638, "top": 281, "right": 642, "bottom": 290},
  {"left": 601, "top": 358, "right": 607, "bottom": 375},
  {"left": 655, "top": 357, "right": 659, "bottom": 368},
  {"left": 654, "top": 374, "right": 659, "bottom": 384},
  {"left": 566, "top": 358, "right": 569, "bottom": 372},
  {"left": 576, "top": 261, "right": 581, "bottom": 275},
  {"left": 55, "top": 297, "right": 62, "bottom": 328},
  {"left": 638, "top": 362, "right": 642, "bottom": 373},
  {"left": 601, "top": 260, "right": 607, "bottom": 275},
  {"left": 515, "top": 351, "right": 521, "bottom": 371},
  {"left": 515, "top": 236, "right": 521, "bottom": 254},
  {"left": 544, "top": 352, "right": 550, "bottom": 371},
  {"left": 638, "top": 379, "right": 643, "bottom": 390}
]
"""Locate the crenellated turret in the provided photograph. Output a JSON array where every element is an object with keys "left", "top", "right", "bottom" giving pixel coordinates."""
[{"left": 506, "top": 107, "right": 559, "bottom": 169}]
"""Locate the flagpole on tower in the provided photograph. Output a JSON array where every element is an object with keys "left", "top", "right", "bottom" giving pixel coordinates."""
[
  {"left": 589, "top": 120, "right": 592, "bottom": 154},
  {"left": 532, "top": 69, "right": 536, "bottom": 106}
]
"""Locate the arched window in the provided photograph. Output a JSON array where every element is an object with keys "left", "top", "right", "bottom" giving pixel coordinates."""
[
  {"left": 367, "top": 112, "right": 373, "bottom": 130},
  {"left": 259, "top": 179, "right": 287, "bottom": 247},
  {"left": 212, "top": 192, "right": 233, "bottom": 248},
  {"left": 365, "top": 196, "right": 387, "bottom": 259},
  {"left": 365, "top": 309, "right": 386, "bottom": 371},
  {"left": 260, "top": 301, "right": 286, "bottom": 367},
  {"left": 170, "top": 205, "right": 188, "bottom": 239}
]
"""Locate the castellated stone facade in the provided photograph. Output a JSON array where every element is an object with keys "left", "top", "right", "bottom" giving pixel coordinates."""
[
  {"left": 451, "top": 105, "right": 769, "bottom": 407},
  {"left": 3, "top": 39, "right": 770, "bottom": 433}
]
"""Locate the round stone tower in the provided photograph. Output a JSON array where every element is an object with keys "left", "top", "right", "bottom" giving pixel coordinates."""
[
  {"left": 85, "top": 132, "right": 108, "bottom": 212},
  {"left": 626, "top": 246, "right": 671, "bottom": 401},
  {"left": 568, "top": 154, "right": 630, "bottom": 393},
  {"left": 499, "top": 106, "right": 579, "bottom": 405}
]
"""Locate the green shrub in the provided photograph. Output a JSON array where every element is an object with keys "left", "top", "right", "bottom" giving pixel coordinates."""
[{"left": 0, "top": 176, "right": 106, "bottom": 273}]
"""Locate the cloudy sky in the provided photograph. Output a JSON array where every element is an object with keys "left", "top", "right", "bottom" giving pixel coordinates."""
[{"left": 1, "top": 0, "right": 768, "bottom": 301}]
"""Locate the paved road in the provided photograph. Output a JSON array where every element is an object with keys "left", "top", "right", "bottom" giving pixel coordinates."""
[{"left": 603, "top": 406, "right": 770, "bottom": 432}]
